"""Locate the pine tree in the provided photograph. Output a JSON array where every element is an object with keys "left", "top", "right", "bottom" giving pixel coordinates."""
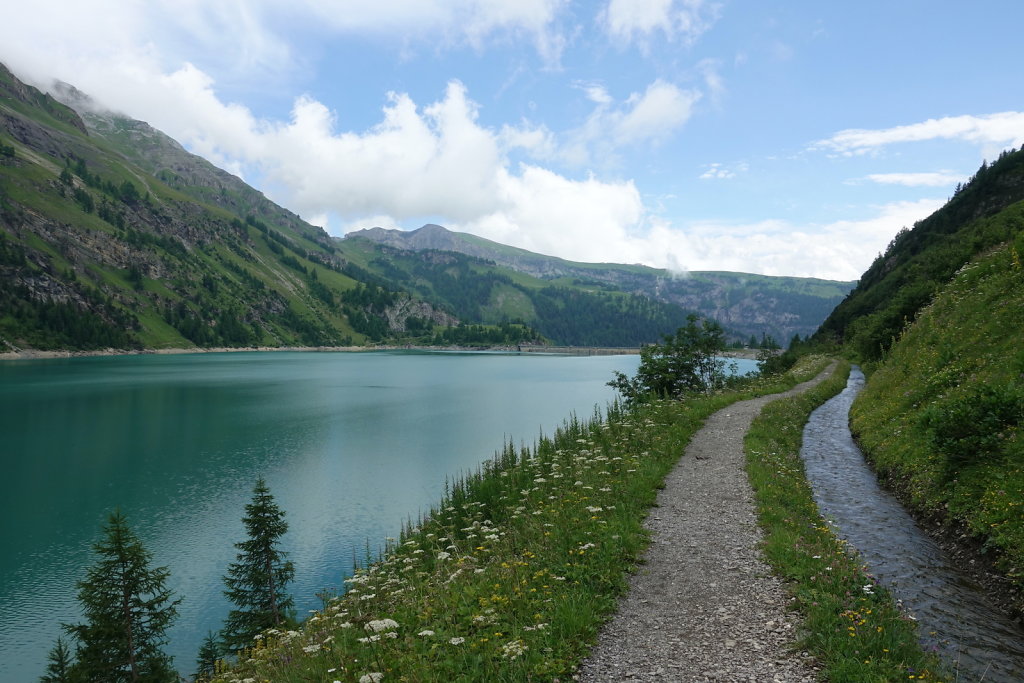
[
  {"left": 221, "top": 478, "right": 295, "bottom": 652},
  {"left": 66, "top": 509, "right": 179, "bottom": 682},
  {"left": 193, "top": 631, "right": 223, "bottom": 682},
  {"left": 39, "top": 636, "right": 72, "bottom": 683}
]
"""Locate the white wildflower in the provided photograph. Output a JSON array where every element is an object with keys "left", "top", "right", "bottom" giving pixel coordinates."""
[
  {"left": 501, "top": 639, "right": 528, "bottom": 659},
  {"left": 418, "top": 630, "right": 435, "bottom": 637},
  {"left": 365, "top": 618, "right": 399, "bottom": 632},
  {"left": 359, "top": 673, "right": 384, "bottom": 683}
]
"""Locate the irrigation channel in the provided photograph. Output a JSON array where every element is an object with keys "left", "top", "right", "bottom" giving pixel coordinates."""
[{"left": 800, "top": 367, "right": 1024, "bottom": 681}]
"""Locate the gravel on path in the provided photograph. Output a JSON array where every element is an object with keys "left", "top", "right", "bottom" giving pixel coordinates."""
[{"left": 577, "top": 367, "right": 836, "bottom": 682}]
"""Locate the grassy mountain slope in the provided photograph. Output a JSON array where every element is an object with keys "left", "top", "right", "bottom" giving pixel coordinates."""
[
  {"left": 0, "top": 61, "right": 848, "bottom": 352},
  {"left": 815, "top": 147, "right": 1024, "bottom": 359},
  {"left": 337, "top": 237, "right": 700, "bottom": 346},
  {"left": 0, "top": 64, "right": 468, "bottom": 351},
  {"left": 848, "top": 234, "right": 1024, "bottom": 611},
  {"left": 814, "top": 146, "right": 1024, "bottom": 612},
  {"left": 343, "top": 225, "right": 854, "bottom": 344}
]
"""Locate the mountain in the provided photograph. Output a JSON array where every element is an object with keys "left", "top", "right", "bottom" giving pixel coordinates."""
[
  {"left": 344, "top": 224, "right": 855, "bottom": 344},
  {"left": 0, "top": 63, "right": 478, "bottom": 352},
  {"left": 0, "top": 62, "right": 849, "bottom": 352},
  {"left": 817, "top": 145, "right": 1024, "bottom": 614},
  {"left": 336, "top": 235, "right": 698, "bottom": 347},
  {"left": 814, "top": 147, "right": 1024, "bottom": 359}
]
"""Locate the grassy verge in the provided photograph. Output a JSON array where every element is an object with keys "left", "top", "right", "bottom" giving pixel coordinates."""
[
  {"left": 849, "top": 238, "right": 1024, "bottom": 611},
  {"left": 209, "top": 357, "right": 832, "bottom": 682},
  {"left": 745, "top": 360, "right": 947, "bottom": 682}
]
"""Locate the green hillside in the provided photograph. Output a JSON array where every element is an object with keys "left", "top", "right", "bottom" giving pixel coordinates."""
[
  {"left": 337, "top": 238, "right": 707, "bottom": 347},
  {"left": 0, "top": 63, "right": 520, "bottom": 351},
  {"left": 343, "top": 225, "right": 854, "bottom": 344},
  {"left": 849, "top": 233, "right": 1024, "bottom": 611},
  {"left": 815, "top": 147, "right": 1024, "bottom": 359},
  {"left": 2, "top": 62, "right": 850, "bottom": 352},
  {"left": 817, "top": 145, "right": 1024, "bottom": 613}
]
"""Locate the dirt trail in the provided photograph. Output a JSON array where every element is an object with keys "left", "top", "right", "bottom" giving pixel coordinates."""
[{"left": 577, "top": 365, "right": 835, "bottom": 682}]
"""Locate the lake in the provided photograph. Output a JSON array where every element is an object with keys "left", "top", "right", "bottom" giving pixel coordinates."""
[
  {"left": 0, "top": 349, "right": 759, "bottom": 680},
  {"left": 0, "top": 350, "right": 658, "bottom": 681}
]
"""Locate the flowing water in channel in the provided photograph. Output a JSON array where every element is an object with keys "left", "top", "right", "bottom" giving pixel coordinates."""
[{"left": 800, "top": 367, "right": 1024, "bottom": 681}]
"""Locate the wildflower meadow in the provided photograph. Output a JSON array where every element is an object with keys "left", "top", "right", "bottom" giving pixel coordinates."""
[{"left": 210, "top": 355, "right": 941, "bottom": 682}]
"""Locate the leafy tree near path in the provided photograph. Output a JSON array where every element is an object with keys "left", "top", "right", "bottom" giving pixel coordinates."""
[
  {"left": 221, "top": 478, "right": 295, "bottom": 652},
  {"left": 63, "top": 509, "right": 180, "bottom": 682},
  {"left": 608, "top": 313, "right": 729, "bottom": 404}
]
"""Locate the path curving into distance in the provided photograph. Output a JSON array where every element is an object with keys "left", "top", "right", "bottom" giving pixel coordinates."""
[{"left": 577, "top": 365, "right": 836, "bottom": 682}]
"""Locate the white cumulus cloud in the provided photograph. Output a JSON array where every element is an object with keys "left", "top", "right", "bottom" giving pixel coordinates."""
[
  {"left": 0, "top": 0, "right": 570, "bottom": 91},
  {"left": 656, "top": 198, "right": 945, "bottom": 280},
  {"left": 555, "top": 80, "right": 701, "bottom": 166}
]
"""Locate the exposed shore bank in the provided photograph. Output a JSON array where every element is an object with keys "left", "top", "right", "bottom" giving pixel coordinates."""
[
  {"left": 0, "top": 343, "right": 646, "bottom": 362},
  {"left": 0, "top": 342, "right": 770, "bottom": 362}
]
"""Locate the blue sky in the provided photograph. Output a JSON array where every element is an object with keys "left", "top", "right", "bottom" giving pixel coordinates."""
[{"left": 3, "top": 1, "right": 1023, "bottom": 280}]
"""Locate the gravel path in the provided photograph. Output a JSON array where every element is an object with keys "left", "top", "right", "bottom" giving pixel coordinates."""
[{"left": 577, "top": 367, "right": 835, "bottom": 682}]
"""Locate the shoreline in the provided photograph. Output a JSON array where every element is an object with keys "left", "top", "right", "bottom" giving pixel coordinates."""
[{"left": 0, "top": 343, "right": 648, "bottom": 362}]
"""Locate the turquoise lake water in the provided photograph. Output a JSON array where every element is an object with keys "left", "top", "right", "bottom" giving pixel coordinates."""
[{"left": 0, "top": 350, "right": 671, "bottom": 681}]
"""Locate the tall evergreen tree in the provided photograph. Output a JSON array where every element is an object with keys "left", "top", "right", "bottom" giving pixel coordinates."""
[
  {"left": 66, "top": 510, "right": 179, "bottom": 682},
  {"left": 39, "top": 636, "right": 72, "bottom": 683},
  {"left": 221, "top": 478, "right": 294, "bottom": 652}
]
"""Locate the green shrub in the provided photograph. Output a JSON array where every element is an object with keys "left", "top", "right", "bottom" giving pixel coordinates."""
[{"left": 921, "top": 383, "right": 1024, "bottom": 475}]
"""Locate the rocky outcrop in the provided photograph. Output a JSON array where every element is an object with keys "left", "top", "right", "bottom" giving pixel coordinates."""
[{"left": 383, "top": 295, "right": 458, "bottom": 332}]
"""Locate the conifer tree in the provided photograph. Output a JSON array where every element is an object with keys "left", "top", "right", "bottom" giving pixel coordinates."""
[
  {"left": 39, "top": 636, "right": 72, "bottom": 683},
  {"left": 193, "top": 631, "right": 223, "bottom": 682},
  {"left": 221, "top": 478, "right": 295, "bottom": 652},
  {"left": 66, "top": 509, "right": 179, "bottom": 682}
]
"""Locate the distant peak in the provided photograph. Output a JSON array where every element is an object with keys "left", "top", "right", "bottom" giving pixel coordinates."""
[{"left": 51, "top": 79, "right": 98, "bottom": 112}]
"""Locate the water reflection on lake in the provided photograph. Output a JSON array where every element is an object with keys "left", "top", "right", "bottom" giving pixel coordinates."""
[{"left": 0, "top": 350, "right": 648, "bottom": 681}]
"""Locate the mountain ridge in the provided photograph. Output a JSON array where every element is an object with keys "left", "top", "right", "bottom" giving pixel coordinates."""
[
  {"left": 3, "top": 61, "right": 850, "bottom": 351},
  {"left": 343, "top": 224, "right": 855, "bottom": 343}
]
